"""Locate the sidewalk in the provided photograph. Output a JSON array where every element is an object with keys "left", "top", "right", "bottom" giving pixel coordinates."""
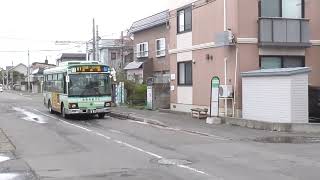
[
  {"left": 0, "top": 129, "right": 15, "bottom": 152},
  {"left": 0, "top": 129, "right": 38, "bottom": 179},
  {"left": 110, "top": 107, "right": 312, "bottom": 140}
]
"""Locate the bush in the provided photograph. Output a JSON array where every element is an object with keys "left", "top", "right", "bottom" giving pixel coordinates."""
[{"left": 126, "top": 82, "right": 147, "bottom": 106}]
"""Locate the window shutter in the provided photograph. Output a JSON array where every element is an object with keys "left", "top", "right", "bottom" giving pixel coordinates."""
[
  {"left": 144, "top": 42, "right": 149, "bottom": 57},
  {"left": 136, "top": 44, "right": 141, "bottom": 58},
  {"left": 161, "top": 38, "right": 166, "bottom": 56}
]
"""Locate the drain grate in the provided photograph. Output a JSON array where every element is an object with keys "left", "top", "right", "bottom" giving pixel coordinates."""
[{"left": 254, "top": 136, "right": 320, "bottom": 144}]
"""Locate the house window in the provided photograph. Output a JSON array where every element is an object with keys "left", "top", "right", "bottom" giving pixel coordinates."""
[
  {"left": 260, "top": 0, "right": 304, "bottom": 18},
  {"left": 111, "top": 52, "right": 117, "bottom": 60},
  {"left": 177, "top": 6, "right": 192, "bottom": 33},
  {"left": 260, "top": 56, "right": 305, "bottom": 69},
  {"left": 178, "top": 61, "right": 192, "bottom": 85},
  {"left": 156, "top": 38, "right": 166, "bottom": 57},
  {"left": 136, "top": 42, "right": 148, "bottom": 58}
]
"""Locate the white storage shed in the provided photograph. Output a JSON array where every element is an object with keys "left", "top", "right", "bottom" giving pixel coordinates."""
[{"left": 241, "top": 67, "right": 311, "bottom": 124}]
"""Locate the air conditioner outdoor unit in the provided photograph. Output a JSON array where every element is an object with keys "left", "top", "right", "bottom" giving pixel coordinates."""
[{"left": 219, "top": 85, "right": 234, "bottom": 98}]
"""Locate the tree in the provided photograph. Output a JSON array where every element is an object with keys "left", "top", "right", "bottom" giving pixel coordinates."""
[{"left": 8, "top": 71, "right": 25, "bottom": 84}]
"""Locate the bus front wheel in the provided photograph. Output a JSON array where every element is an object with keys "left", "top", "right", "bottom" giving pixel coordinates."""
[
  {"left": 48, "top": 100, "right": 54, "bottom": 114},
  {"left": 61, "top": 104, "right": 70, "bottom": 119},
  {"left": 98, "top": 113, "right": 105, "bottom": 119}
]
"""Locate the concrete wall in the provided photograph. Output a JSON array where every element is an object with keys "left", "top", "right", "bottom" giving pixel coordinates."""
[{"left": 153, "top": 83, "right": 170, "bottom": 109}]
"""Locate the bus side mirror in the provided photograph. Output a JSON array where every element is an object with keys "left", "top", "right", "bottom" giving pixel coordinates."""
[{"left": 66, "top": 75, "right": 70, "bottom": 83}]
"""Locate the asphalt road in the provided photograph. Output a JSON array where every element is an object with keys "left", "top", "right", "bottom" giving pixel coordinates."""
[{"left": 0, "top": 92, "right": 320, "bottom": 180}]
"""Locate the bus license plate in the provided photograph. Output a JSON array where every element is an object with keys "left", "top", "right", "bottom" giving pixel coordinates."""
[{"left": 88, "top": 110, "right": 96, "bottom": 114}]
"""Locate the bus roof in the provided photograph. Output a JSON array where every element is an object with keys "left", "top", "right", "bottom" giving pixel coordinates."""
[{"left": 44, "top": 61, "right": 109, "bottom": 74}]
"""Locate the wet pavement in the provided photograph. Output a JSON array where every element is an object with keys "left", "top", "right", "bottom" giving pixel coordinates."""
[{"left": 1, "top": 91, "right": 320, "bottom": 180}]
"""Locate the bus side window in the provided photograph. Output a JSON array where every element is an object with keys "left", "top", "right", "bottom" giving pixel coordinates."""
[
  {"left": 44, "top": 75, "right": 47, "bottom": 92},
  {"left": 63, "top": 73, "right": 67, "bottom": 94}
]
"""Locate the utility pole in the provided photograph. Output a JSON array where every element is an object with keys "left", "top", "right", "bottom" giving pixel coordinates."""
[
  {"left": 27, "top": 50, "right": 30, "bottom": 93},
  {"left": 11, "top": 61, "right": 13, "bottom": 89},
  {"left": 121, "top": 31, "right": 124, "bottom": 69},
  {"left": 2, "top": 70, "right": 4, "bottom": 86},
  {"left": 6, "top": 68, "right": 8, "bottom": 88},
  {"left": 96, "top": 25, "right": 99, "bottom": 62},
  {"left": 92, "top": 18, "right": 96, "bottom": 61},
  {"left": 86, "top": 42, "right": 89, "bottom": 61}
]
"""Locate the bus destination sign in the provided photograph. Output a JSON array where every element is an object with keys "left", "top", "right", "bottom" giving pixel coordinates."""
[{"left": 71, "top": 66, "right": 109, "bottom": 73}]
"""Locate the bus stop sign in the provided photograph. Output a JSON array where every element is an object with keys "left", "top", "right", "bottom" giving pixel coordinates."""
[{"left": 210, "top": 76, "right": 220, "bottom": 117}]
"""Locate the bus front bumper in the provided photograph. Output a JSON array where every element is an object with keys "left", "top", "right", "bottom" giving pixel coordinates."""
[{"left": 66, "top": 108, "right": 111, "bottom": 115}]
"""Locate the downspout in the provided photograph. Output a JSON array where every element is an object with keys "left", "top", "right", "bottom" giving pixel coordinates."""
[
  {"left": 223, "top": 0, "right": 228, "bottom": 116},
  {"left": 224, "top": 57, "right": 228, "bottom": 116},
  {"left": 224, "top": 0, "right": 227, "bottom": 31},
  {"left": 233, "top": 46, "right": 239, "bottom": 117}
]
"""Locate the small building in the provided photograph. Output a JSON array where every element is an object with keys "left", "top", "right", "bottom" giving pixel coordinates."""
[
  {"left": 128, "top": 10, "right": 170, "bottom": 83},
  {"left": 128, "top": 10, "right": 171, "bottom": 109},
  {"left": 56, "top": 53, "right": 86, "bottom": 66},
  {"left": 31, "top": 59, "right": 56, "bottom": 70},
  {"left": 88, "top": 38, "right": 134, "bottom": 73},
  {"left": 6, "top": 63, "right": 28, "bottom": 89},
  {"left": 124, "top": 61, "right": 144, "bottom": 84},
  {"left": 242, "top": 67, "right": 311, "bottom": 124},
  {"left": 30, "top": 60, "right": 56, "bottom": 93}
]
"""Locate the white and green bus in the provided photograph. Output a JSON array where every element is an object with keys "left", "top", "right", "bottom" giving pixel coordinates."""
[{"left": 43, "top": 61, "right": 112, "bottom": 119}]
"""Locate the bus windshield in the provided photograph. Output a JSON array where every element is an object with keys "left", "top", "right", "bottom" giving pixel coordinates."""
[{"left": 68, "top": 74, "right": 111, "bottom": 97}]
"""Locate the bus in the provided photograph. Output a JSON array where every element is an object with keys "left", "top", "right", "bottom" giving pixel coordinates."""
[{"left": 43, "top": 61, "right": 112, "bottom": 119}]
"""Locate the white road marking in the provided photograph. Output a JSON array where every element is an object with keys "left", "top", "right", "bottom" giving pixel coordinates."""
[
  {"left": 128, "top": 120, "right": 148, "bottom": 125},
  {"left": 13, "top": 107, "right": 47, "bottom": 124},
  {"left": 113, "top": 140, "right": 163, "bottom": 159},
  {"left": 33, "top": 108, "right": 211, "bottom": 177},
  {"left": 109, "top": 129, "right": 124, "bottom": 134},
  {"left": 0, "top": 155, "right": 10, "bottom": 163},
  {"left": 0, "top": 173, "right": 19, "bottom": 179},
  {"left": 178, "top": 164, "right": 210, "bottom": 176},
  {"left": 95, "top": 132, "right": 111, "bottom": 140},
  {"left": 60, "top": 120, "right": 92, "bottom": 132}
]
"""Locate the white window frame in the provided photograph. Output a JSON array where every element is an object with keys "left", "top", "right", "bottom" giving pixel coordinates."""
[
  {"left": 156, "top": 38, "right": 166, "bottom": 57},
  {"left": 136, "top": 42, "right": 148, "bottom": 58}
]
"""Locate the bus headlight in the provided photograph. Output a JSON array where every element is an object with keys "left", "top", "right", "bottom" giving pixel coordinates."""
[
  {"left": 104, "top": 102, "right": 111, "bottom": 107},
  {"left": 69, "top": 103, "right": 78, "bottom": 109}
]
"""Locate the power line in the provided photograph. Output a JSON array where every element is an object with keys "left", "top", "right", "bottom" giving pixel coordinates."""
[
  {"left": 0, "top": 36, "right": 56, "bottom": 43},
  {"left": 0, "top": 44, "right": 86, "bottom": 53}
]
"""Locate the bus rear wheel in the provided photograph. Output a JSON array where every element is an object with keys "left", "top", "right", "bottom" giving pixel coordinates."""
[
  {"left": 98, "top": 113, "right": 105, "bottom": 119},
  {"left": 48, "top": 100, "right": 54, "bottom": 114}
]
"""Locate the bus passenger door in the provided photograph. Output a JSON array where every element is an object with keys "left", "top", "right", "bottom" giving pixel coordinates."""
[{"left": 52, "top": 92, "right": 61, "bottom": 112}]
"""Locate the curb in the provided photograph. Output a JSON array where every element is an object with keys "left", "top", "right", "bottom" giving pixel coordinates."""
[
  {"left": 110, "top": 111, "right": 167, "bottom": 127},
  {"left": 222, "top": 117, "right": 320, "bottom": 133}
]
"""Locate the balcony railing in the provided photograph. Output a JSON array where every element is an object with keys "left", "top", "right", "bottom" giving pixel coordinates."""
[{"left": 259, "top": 17, "right": 311, "bottom": 48}]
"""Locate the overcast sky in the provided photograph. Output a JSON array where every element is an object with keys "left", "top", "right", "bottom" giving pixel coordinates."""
[{"left": 0, "top": 0, "right": 168, "bottom": 69}]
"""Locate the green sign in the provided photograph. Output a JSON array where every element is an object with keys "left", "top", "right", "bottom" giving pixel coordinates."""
[
  {"left": 212, "top": 77, "right": 220, "bottom": 88},
  {"left": 210, "top": 76, "right": 220, "bottom": 117}
]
